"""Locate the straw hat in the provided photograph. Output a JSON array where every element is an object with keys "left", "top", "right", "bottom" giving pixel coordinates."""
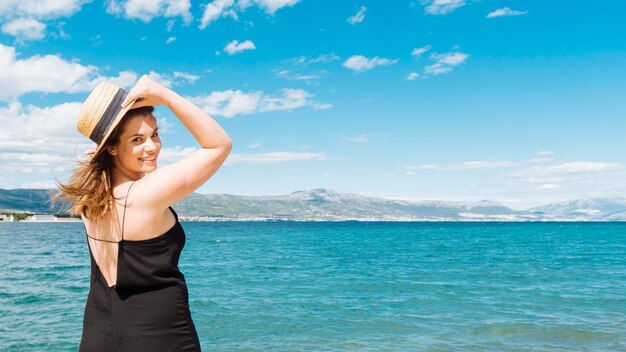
[{"left": 76, "top": 81, "right": 138, "bottom": 162}]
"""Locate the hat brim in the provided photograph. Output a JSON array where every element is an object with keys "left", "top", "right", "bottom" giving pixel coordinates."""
[{"left": 89, "top": 100, "right": 138, "bottom": 164}]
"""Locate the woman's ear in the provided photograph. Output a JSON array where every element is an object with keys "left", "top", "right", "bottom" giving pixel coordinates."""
[{"left": 107, "top": 146, "right": 118, "bottom": 156}]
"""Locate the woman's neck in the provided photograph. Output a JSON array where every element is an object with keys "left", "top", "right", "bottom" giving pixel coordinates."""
[{"left": 111, "top": 165, "right": 144, "bottom": 184}]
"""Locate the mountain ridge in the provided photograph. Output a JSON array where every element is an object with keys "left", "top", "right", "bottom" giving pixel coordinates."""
[{"left": 2, "top": 188, "right": 626, "bottom": 221}]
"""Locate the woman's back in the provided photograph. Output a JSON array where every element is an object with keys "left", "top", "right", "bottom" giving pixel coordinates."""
[{"left": 80, "top": 195, "right": 201, "bottom": 351}]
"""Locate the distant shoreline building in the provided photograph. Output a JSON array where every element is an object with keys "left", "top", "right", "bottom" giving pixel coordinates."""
[
  {"left": 26, "top": 214, "right": 80, "bottom": 222},
  {"left": 0, "top": 214, "right": 15, "bottom": 222}
]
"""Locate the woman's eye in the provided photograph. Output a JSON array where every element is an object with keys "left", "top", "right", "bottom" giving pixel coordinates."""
[
  {"left": 133, "top": 138, "right": 142, "bottom": 142},
  {"left": 152, "top": 133, "right": 159, "bottom": 138}
]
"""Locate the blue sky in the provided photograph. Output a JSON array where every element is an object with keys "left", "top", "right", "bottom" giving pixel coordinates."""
[{"left": 1, "top": 0, "right": 625, "bottom": 209}]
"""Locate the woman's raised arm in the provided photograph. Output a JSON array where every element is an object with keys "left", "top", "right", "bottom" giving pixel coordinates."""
[{"left": 124, "top": 75, "right": 233, "bottom": 209}]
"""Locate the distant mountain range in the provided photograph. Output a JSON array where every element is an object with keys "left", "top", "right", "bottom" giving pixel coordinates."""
[{"left": 2, "top": 188, "right": 626, "bottom": 221}]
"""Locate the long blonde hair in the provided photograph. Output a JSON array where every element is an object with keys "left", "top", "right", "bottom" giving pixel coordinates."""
[{"left": 52, "top": 106, "right": 155, "bottom": 221}]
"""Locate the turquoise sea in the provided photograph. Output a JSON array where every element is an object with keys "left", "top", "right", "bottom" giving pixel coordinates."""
[{"left": 1, "top": 221, "right": 625, "bottom": 351}]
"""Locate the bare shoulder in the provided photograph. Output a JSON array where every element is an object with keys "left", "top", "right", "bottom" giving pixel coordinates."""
[{"left": 131, "top": 146, "right": 231, "bottom": 209}]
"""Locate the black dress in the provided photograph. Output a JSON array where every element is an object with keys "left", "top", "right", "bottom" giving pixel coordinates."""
[{"left": 79, "top": 185, "right": 201, "bottom": 351}]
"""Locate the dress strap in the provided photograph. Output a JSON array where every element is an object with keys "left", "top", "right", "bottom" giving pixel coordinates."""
[{"left": 121, "top": 181, "right": 136, "bottom": 241}]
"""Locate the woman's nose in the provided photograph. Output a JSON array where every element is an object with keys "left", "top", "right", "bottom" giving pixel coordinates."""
[{"left": 144, "top": 139, "right": 157, "bottom": 152}]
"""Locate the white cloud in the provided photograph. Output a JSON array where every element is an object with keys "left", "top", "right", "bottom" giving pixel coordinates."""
[
  {"left": 248, "top": 141, "right": 261, "bottom": 149},
  {"left": 275, "top": 70, "right": 323, "bottom": 81},
  {"left": 156, "top": 117, "right": 174, "bottom": 134},
  {"left": 2, "top": 18, "right": 46, "bottom": 42},
  {"left": 343, "top": 55, "right": 398, "bottom": 73},
  {"left": 199, "top": 0, "right": 236, "bottom": 29},
  {"left": 0, "top": 43, "right": 96, "bottom": 100},
  {"left": 0, "top": 101, "right": 87, "bottom": 174},
  {"left": 200, "top": 0, "right": 301, "bottom": 29},
  {"left": 406, "top": 72, "right": 419, "bottom": 80},
  {"left": 145, "top": 70, "right": 200, "bottom": 88},
  {"left": 538, "top": 150, "right": 554, "bottom": 156},
  {"left": 224, "top": 39, "right": 256, "bottom": 55},
  {"left": 422, "top": 0, "right": 466, "bottom": 15},
  {"left": 173, "top": 71, "right": 200, "bottom": 84},
  {"left": 252, "top": 0, "right": 300, "bottom": 15},
  {"left": 0, "top": 42, "right": 198, "bottom": 100},
  {"left": 188, "top": 88, "right": 328, "bottom": 117},
  {"left": 166, "top": 19, "right": 175, "bottom": 31},
  {"left": 408, "top": 160, "right": 521, "bottom": 171},
  {"left": 411, "top": 45, "right": 431, "bottom": 57},
  {"left": 105, "top": 70, "right": 139, "bottom": 89},
  {"left": 311, "top": 102, "right": 332, "bottom": 110},
  {"left": 0, "top": 0, "right": 89, "bottom": 20},
  {"left": 343, "top": 134, "right": 370, "bottom": 143},
  {"left": 156, "top": 145, "right": 198, "bottom": 165},
  {"left": 486, "top": 7, "right": 528, "bottom": 19},
  {"left": 106, "top": 0, "right": 193, "bottom": 24},
  {"left": 165, "top": 36, "right": 176, "bottom": 44},
  {"left": 402, "top": 156, "right": 626, "bottom": 208},
  {"left": 347, "top": 6, "right": 366, "bottom": 25},
  {"left": 547, "top": 162, "right": 622, "bottom": 173},
  {"left": 225, "top": 151, "right": 328, "bottom": 165},
  {"left": 147, "top": 71, "right": 174, "bottom": 88},
  {"left": 424, "top": 51, "right": 469, "bottom": 76},
  {"left": 539, "top": 183, "right": 561, "bottom": 190},
  {"left": 275, "top": 53, "right": 338, "bottom": 81},
  {"left": 285, "top": 53, "right": 340, "bottom": 66}
]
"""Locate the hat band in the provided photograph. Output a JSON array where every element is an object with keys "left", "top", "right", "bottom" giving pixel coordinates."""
[{"left": 89, "top": 88, "right": 128, "bottom": 145}]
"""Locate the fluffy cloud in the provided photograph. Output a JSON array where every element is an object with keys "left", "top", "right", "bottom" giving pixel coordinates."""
[
  {"left": 0, "top": 0, "right": 89, "bottom": 41},
  {"left": 408, "top": 160, "right": 521, "bottom": 171},
  {"left": 275, "top": 53, "right": 338, "bottom": 81},
  {"left": 424, "top": 51, "right": 469, "bottom": 76},
  {"left": 107, "top": 0, "right": 193, "bottom": 24},
  {"left": 226, "top": 151, "right": 328, "bottom": 165},
  {"left": 147, "top": 70, "right": 200, "bottom": 88},
  {"left": 200, "top": 0, "right": 301, "bottom": 29},
  {"left": 343, "top": 55, "right": 398, "bottom": 73},
  {"left": 486, "top": 7, "right": 528, "bottom": 19},
  {"left": 406, "top": 72, "right": 419, "bottom": 80},
  {"left": 411, "top": 45, "right": 431, "bottom": 57},
  {"left": 223, "top": 39, "right": 256, "bottom": 55},
  {"left": 0, "top": 43, "right": 195, "bottom": 100},
  {"left": 188, "top": 88, "right": 328, "bottom": 117},
  {"left": 285, "top": 53, "right": 340, "bottom": 66},
  {"left": 541, "top": 162, "right": 621, "bottom": 174},
  {"left": 252, "top": 0, "right": 300, "bottom": 14},
  {"left": 1, "top": 18, "right": 46, "bottom": 42},
  {"left": 347, "top": 6, "right": 366, "bottom": 25},
  {"left": 0, "top": 101, "right": 87, "bottom": 174},
  {"left": 0, "top": 0, "right": 89, "bottom": 19},
  {"left": 343, "top": 134, "right": 370, "bottom": 143},
  {"left": 405, "top": 157, "right": 626, "bottom": 207},
  {"left": 422, "top": 0, "right": 466, "bottom": 15},
  {"left": 173, "top": 71, "right": 200, "bottom": 84},
  {"left": 0, "top": 43, "right": 97, "bottom": 100},
  {"left": 200, "top": 0, "right": 236, "bottom": 29}
]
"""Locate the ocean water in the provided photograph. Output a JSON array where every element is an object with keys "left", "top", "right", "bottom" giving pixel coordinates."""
[{"left": 1, "top": 221, "right": 625, "bottom": 351}]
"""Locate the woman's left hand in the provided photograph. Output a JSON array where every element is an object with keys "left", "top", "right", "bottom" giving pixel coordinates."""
[{"left": 120, "top": 75, "right": 175, "bottom": 109}]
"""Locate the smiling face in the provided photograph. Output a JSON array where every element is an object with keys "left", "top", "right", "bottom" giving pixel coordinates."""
[{"left": 107, "top": 113, "right": 161, "bottom": 179}]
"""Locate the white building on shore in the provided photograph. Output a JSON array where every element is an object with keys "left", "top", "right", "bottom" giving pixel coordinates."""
[{"left": 0, "top": 214, "right": 15, "bottom": 222}]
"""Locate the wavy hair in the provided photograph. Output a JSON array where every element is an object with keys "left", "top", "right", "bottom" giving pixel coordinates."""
[{"left": 52, "top": 106, "right": 155, "bottom": 221}]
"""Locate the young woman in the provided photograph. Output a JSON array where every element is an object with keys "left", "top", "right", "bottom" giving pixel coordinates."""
[{"left": 55, "top": 75, "right": 232, "bottom": 351}]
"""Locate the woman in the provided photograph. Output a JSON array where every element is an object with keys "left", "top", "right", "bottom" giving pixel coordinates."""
[{"left": 54, "top": 75, "right": 232, "bottom": 351}]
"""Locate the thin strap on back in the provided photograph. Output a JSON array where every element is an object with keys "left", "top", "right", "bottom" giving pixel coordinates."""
[
  {"left": 86, "top": 233, "right": 118, "bottom": 243},
  {"left": 121, "top": 181, "right": 136, "bottom": 241}
]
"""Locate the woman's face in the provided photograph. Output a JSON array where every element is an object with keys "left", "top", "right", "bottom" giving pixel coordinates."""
[{"left": 108, "top": 114, "right": 161, "bottom": 178}]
